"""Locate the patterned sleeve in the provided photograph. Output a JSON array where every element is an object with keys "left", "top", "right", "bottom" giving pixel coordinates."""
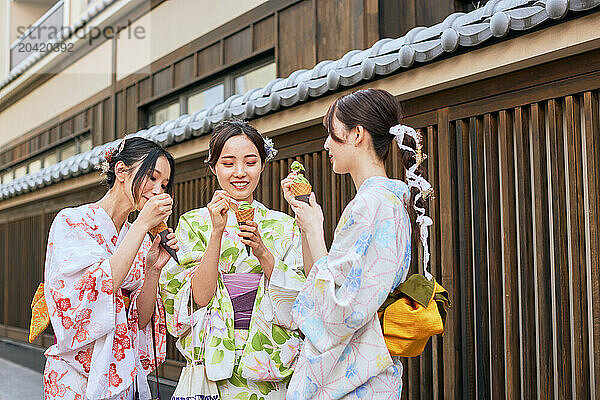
[
  {"left": 265, "top": 215, "right": 306, "bottom": 329},
  {"left": 160, "top": 211, "right": 208, "bottom": 339},
  {"left": 291, "top": 195, "right": 411, "bottom": 353},
  {"left": 44, "top": 209, "right": 116, "bottom": 352}
]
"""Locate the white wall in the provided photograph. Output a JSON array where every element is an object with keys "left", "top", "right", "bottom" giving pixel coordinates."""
[
  {"left": 9, "top": 1, "right": 52, "bottom": 43},
  {"left": 0, "top": 0, "right": 9, "bottom": 83},
  {"left": 0, "top": 39, "right": 112, "bottom": 147},
  {"left": 116, "top": 0, "right": 268, "bottom": 80}
]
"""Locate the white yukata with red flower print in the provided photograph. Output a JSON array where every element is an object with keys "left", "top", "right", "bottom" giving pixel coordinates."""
[{"left": 43, "top": 203, "right": 167, "bottom": 400}]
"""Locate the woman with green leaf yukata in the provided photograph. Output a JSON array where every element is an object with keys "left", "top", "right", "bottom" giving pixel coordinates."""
[{"left": 159, "top": 119, "right": 305, "bottom": 400}]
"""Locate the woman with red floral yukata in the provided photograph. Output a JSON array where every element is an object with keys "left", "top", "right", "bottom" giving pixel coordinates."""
[{"left": 43, "top": 137, "right": 178, "bottom": 400}]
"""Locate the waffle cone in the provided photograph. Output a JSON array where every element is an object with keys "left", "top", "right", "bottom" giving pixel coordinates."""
[
  {"left": 235, "top": 208, "right": 255, "bottom": 223},
  {"left": 149, "top": 221, "right": 168, "bottom": 236},
  {"left": 149, "top": 221, "right": 179, "bottom": 263},
  {"left": 291, "top": 181, "right": 312, "bottom": 197}
]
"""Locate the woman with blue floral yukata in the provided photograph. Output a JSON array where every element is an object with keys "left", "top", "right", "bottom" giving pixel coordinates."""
[
  {"left": 281, "top": 89, "right": 434, "bottom": 399},
  {"left": 160, "top": 119, "right": 305, "bottom": 400}
]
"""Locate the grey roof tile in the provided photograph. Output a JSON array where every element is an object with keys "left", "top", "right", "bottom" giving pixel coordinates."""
[{"left": 2, "top": 0, "right": 600, "bottom": 200}]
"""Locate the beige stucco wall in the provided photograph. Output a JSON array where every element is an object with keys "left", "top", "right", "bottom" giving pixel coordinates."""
[
  {"left": 0, "top": 39, "right": 112, "bottom": 147},
  {"left": 116, "top": 0, "right": 268, "bottom": 80},
  {"left": 9, "top": 1, "right": 53, "bottom": 43},
  {"left": 0, "top": 0, "right": 9, "bottom": 83}
]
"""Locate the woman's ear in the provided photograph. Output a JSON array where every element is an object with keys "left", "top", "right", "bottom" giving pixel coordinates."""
[
  {"left": 114, "top": 161, "right": 128, "bottom": 182},
  {"left": 353, "top": 125, "right": 366, "bottom": 147}
]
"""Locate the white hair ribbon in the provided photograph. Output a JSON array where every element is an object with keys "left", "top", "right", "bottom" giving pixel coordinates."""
[
  {"left": 390, "top": 124, "right": 417, "bottom": 154},
  {"left": 390, "top": 124, "right": 434, "bottom": 281},
  {"left": 118, "top": 134, "right": 129, "bottom": 153}
]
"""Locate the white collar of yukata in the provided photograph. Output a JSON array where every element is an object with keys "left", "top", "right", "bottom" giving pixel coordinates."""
[
  {"left": 358, "top": 176, "right": 410, "bottom": 208},
  {"left": 89, "top": 203, "right": 131, "bottom": 233},
  {"left": 250, "top": 199, "right": 267, "bottom": 211},
  {"left": 359, "top": 175, "right": 393, "bottom": 191}
]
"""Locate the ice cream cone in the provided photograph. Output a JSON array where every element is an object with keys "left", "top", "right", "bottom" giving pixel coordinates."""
[
  {"left": 149, "top": 221, "right": 167, "bottom": 237},
  {"left": 234, "top": 208, "right": 255, "bottom": 223},
  {"left": 149, "top": 221, "right": 179, "bottom": 263},
  {"left": 235, "top": 204, "right": 254, "bottom": 256},
  {"left": 290, "top": 181, "right": 312, "bottom": 203},
  {"left": 289, "top": 162, "right": 312, "bottom": 204}
]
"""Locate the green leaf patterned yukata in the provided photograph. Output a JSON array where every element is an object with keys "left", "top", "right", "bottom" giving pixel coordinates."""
[{"left": 159, "top": 201, "right": 305, "bottom": 400}]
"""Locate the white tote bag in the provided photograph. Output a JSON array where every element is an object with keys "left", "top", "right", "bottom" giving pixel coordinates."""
[{"left": 171, "top": 309, "right": 220, "bottom": 400}]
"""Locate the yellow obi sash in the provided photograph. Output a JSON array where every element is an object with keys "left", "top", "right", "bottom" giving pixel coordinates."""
[
  {"left": 29, "top": 282, "right": 50, "bottom": 343},
  {"left": 378, "top": 274, "right": 450, "bottom": 357}
]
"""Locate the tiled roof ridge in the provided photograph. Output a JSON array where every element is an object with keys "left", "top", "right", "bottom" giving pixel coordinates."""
[{"left": 2, "top": 0, "right": 599, "bottom": 200}]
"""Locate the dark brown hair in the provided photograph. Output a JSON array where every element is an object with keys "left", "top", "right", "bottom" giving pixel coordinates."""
[
  {"left": 206, "top": 119, "right": 267, "bottom": 167},
  {"left": 323, "top": 88, "right": 425, "bottom": 205},
  {"left": 324, "top": 88, "right": 421, "bottom": 167},
  {"left": 102, "top": 137, "right": 175, "bottom": 201}
]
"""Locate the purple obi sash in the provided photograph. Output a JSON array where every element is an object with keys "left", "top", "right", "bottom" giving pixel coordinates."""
[{"left": 222, "top": 273, "right": 262, "bottom": 330}]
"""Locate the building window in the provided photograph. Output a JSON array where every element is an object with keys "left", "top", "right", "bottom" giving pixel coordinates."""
[
  {"left": 15, "top": 165, "right": 27, "bottom": 179},
  {"left": 187, "top": 83, "right": 225, "bottom": 115},
  {"left": 60, "top": 143, "right": 77, "bottom": 160},
  {"left": 148, "top": 102, "right": 180, "bottom": 127},
  {"left": 0, "top": 133, "right": 93, "bottom": 185},
  {"left": 145, "top": 58, "right": 276, "bottom": 128},
  {"left": 79, "top": 135, "right": 93, "bottom": 153},
  {"left": 43, "top": 152, "right": 58, "bottom": 169},
  {"left": 1, "top": 171, "right": 13, "bottom": 184},
  {"left": 29, "top": 159, "right": 42, "bottom": 174},
  {"left": 234, "top": 62, "right": 276, "bottom": 95},
  {"left": 9, "top": 1, "right": 65, "bottom": 71}
]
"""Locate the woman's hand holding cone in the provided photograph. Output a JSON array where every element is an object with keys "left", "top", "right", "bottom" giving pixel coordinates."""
[
  {"left": 238, "top": 221, "right": 266, "bottom": 256},
  {"left": 146, "top": 228, "right": 179, "bottom": 274},
  {"left": 281, "top": 172, "right": 298, "bottom": 204},
  {"left": 207, "top": 190, "right": 231, "bottom": 234},
  {"left": 137, "top": 193, "right": 173, "bottom": 231},
  {"left": 282, "top": 170, "right": 322, "bottom": 233},
  {"left": 288, "top": 192, "right": 324, "bottom": 236},
  {"left": 238, "top": 221, "right": 275, "bottom": 278}
]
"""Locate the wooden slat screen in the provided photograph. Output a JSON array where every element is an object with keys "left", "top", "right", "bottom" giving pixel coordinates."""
[
  {"left": 3, "top": 215, "right": 46, "bottom": 329},
  {"left": 397, "top": 92, "right": 599, "bottom": 399}
]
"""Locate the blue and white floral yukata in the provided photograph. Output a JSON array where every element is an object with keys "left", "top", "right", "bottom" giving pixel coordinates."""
[{"left": 288, "top": 176, "right": 412, "bottom": 400}]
